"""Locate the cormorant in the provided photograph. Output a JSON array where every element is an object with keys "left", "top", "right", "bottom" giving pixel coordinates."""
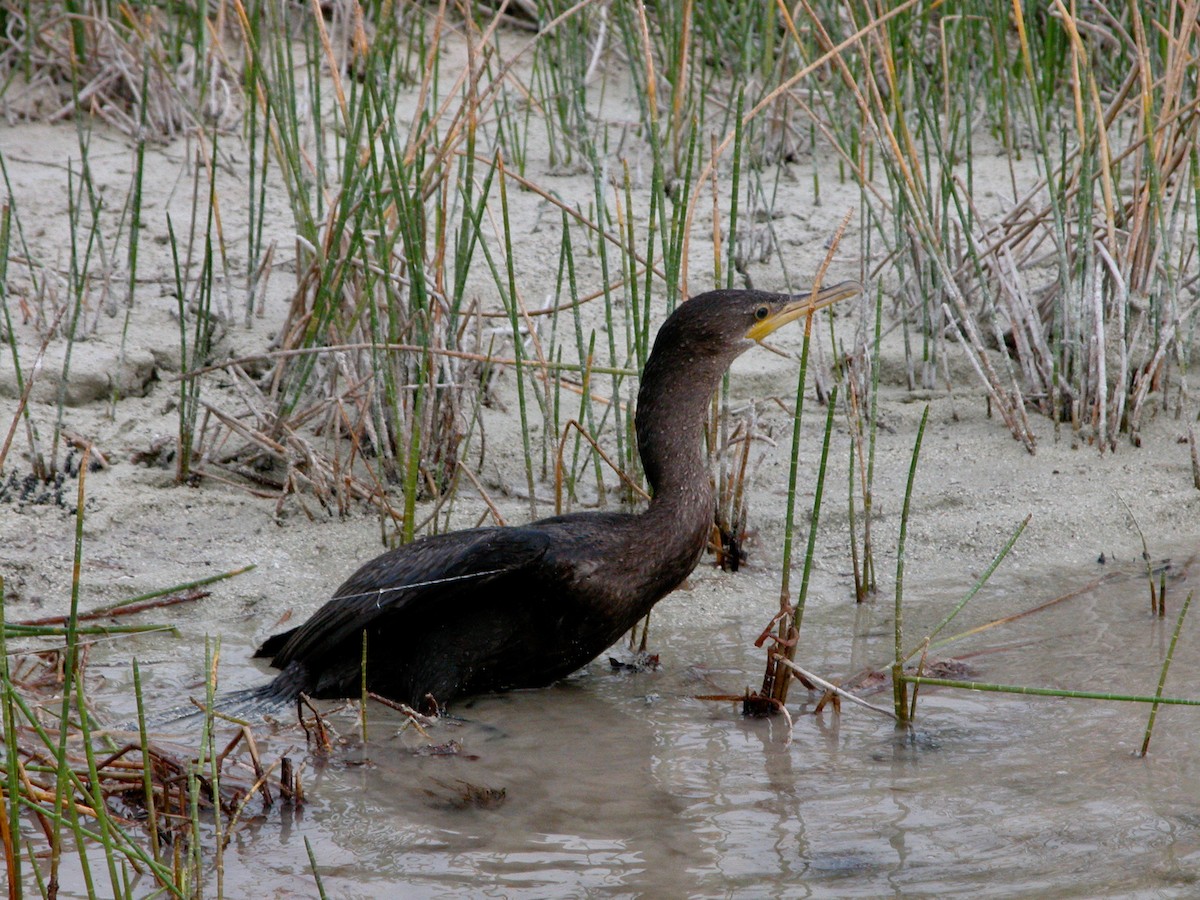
[{"left": 239, "top": 282, "right": 860, "bottom": 714}]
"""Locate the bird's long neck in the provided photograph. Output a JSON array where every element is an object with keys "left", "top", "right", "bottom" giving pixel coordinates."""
[{"left": 635, "top": 332, "right": 735, "bottom": 525}]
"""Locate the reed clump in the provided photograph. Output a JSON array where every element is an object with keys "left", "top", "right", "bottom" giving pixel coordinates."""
[
  {"left": 1, "top": 631, "right": 302, "bottom": 897},
  {"left": 0, "top": 1, "right": 240, "bottom": 138},
  {"left": 770, "top": 0, "right": 1199, "bottom": 451}
]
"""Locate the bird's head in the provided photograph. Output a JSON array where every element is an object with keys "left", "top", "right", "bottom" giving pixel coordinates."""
[
  {"left": 657, "top": 281, "right": 862, "bottom": 361},
  {"left": 635, "top": 279, "right": 862, "bottom": 493},
  {"left": 742, "top": 280, "right": 862, "bottom": 344}
]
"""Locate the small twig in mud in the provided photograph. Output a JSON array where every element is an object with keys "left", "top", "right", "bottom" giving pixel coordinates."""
[
  {"left": 368, "top": 691, "right": 440, "bottom": 739},
  {"left": 297, "top": 694, "right": 333, "bottom": 755},
  {"left": 222, "top": 756, "right": 284, "bottom": 850},
  {"left": 15, "top": 589, "right": 209, "bottom": 627},
  {"left": 456, "top": 461, "right": 508, "bottom": 526},
  {"left": 214, "top": 725, "right": 273, "bottom": 809},
  {"left": 774, "top": 658, "right": 899, "bottom": 720},
  {"left": 1117, "top": 492, "right": 1163, "bottom": 615},
  {"left": 1189, "top": 427, "right": 1200, "bottom": 491}
]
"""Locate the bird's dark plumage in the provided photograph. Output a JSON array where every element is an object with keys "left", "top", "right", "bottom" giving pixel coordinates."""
[{"left": 240, "top": 283, "right": 860, "bottom": 713}]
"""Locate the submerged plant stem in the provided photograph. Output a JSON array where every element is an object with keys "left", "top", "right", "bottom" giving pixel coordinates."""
[
  {"left": 1141, "top": 590, "right": 1194, "bottom": 756},
  {"left": 902, "top": 676, "right": 1200, "bottom": 708}
]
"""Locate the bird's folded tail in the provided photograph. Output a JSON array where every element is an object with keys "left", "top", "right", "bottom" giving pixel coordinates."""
[{"left": 120, "top": 664, "right": 308, "bottom": 733}]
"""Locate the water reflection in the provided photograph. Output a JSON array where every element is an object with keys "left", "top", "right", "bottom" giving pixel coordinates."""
[{"left": 99, "top": 551, "right": 1200, "bottom": 897}]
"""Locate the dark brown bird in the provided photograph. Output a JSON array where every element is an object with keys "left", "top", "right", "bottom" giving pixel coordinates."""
[{"left": 229, "top": 283, "right": 860, "bottom": 715}]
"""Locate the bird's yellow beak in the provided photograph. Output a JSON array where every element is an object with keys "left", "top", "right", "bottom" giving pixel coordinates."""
[{"left": 745, "top": 280, "right": 862, "bottom": 343}]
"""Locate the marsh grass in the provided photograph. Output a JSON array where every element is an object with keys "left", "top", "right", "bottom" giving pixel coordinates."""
[
  {"left": 781, "top": 0, "right": 1199, "bottom": 451},
  {"left": 0, "top": 450, "right": 279, "bottom": 897},
  {"left": 1, "top": 564, "right": 285, "bottom": 895},
  {"left": 0, "top": 11, "right": 1190, "bottom": 568}
]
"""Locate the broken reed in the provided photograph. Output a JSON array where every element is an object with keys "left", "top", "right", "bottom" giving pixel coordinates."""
[{"left": 1142, "top": 590, "right": 1195, "bottom": 756}]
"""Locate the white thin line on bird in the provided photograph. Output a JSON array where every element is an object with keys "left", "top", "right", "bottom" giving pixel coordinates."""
[{"left": 335, "top": 568, "right": 513, "bottom": 609}]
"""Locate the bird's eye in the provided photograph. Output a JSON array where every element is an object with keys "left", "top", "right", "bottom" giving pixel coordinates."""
[{"left": 754, "top": 306, "right": 770, "bottom": 321}]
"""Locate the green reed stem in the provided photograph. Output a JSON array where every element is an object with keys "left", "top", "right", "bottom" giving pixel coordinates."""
[
  {"left": 4, "top": 685, "right": 180, "bottom": 894},
  {"left": 863, "top": 285, "right": 883, "bottom": 595},
  {"left": 3, "top": 623, "right": 174, "bottom": 638},
  {"left": 132, "top": 660, "right": 160, "bottom": 864},
  {"left": 778, "top": 331, "right": 812, "bottom": 601},
  {"left": 496, "top": 156, "right": 538, "bottom": 518},
  {"left": 0, "top": 576, "right": 21, "bottom": 892},
  {"left": 725, "top": 90, "right": 745, "bottom": 290},
  {"left": 306, "top": 835, "right": 329, "bottom": 900},
  {"left": 847, "top": 436, "right": 862, "bottom": 601},
  {"left": 1141, "top": 590, "right": 1194, "bottom": 756},
  {"left": 902, "top": 676, "right": 1200, "bottom": 708},
  {"left": 894, "top": 404, "right": 930, "bottom": 722},
  {"left": 50, "top": 435, "right": 91, "bottom": 888},
  {"left": 66, "top": 785, "right": 98, "bottom": 898},
  {"left": 87, "top": 565, "right": 257, "bottom": 616},
  {"left": 791, "top": 386, "right": 837, "bottom": 638},
  {"left": 765, "top": 318, "right": 817, "bottom": 706},
  {"left": 74, "top": 672, "right": 122, "bottom": 897},
  {"left": 112, "top": 54, "right": 149, "bottom": 416},
  {"left": 907, "top": 513, "right": 1031, "bottom": 660},
  {"left": 401, "top": 364, "right": 424, "bottom": 544}
]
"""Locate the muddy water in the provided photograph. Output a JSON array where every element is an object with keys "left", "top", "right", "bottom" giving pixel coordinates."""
[{"left": 100, "top": 552, "right": 1200, "bottom": 898}]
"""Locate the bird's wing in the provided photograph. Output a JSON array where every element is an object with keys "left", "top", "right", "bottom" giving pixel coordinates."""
[{"left": 260, "top": 527, "right": 552, "bottom": 669}]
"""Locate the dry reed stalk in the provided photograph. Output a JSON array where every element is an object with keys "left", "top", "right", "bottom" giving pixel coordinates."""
[
  {"left": 985, "top": 4, "right": 1197, "bottom": 447},
  {"left": 858, "top": 10, "right": 1038, "bottom": 449},
  {"left": 554, "top": 418, "right": 650, "bottom": 516},
  {"left": 734, "top": 0, "right": 1200, "bottom": 452},
  {"left": 196, "top": 394, "right": 400, "bottom": 516},
  {"left": 676, "top": 0, "right": 923, "bottom": 293},
  {"left": 454, "top": 460, "right": 508, "bottom": 526},
  {"left": 0, "top": 304, "right": 68, "bottom": 476},
  {"left": 183, "top": 340, "right": 638, "bottom": 382},
  {"left": 712, "top": 413, "right": 763, "bottom": 571}
]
